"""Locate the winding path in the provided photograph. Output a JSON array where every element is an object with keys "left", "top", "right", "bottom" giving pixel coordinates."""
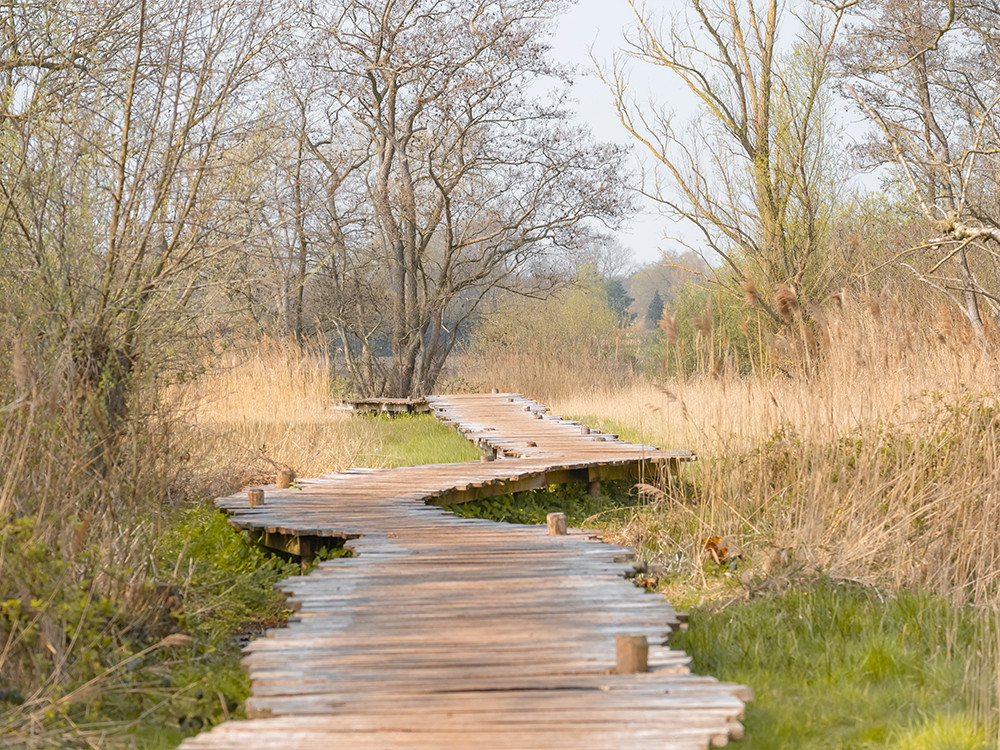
[{"left": 180, "top": 393, "right": 750, "bottom": 749}]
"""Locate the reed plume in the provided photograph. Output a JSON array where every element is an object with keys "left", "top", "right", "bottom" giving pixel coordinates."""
[
  {"left": 937, "top": 302, "right": 953, "bottom": 342},
  {"left": 742, "top": 275, "right": 759, "bottom": 307},
  {"left": 693, "top": 303, "right": 713, "bottom": 337},
  {"left": 660, "top": 311, "right": 678, "bottom": 345},
  {"left": 775, "top": 284, "right": 798, "bottom": 322}
]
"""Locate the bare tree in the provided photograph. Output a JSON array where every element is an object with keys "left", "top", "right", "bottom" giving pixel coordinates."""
[
  {"left": 839, "top": 0, "right": 1000, "bottom": 334},
  {"left": 293, "top": 0, "right": 629, "bottom": 397},
  {"left": 604, "top": 0, "right": 852, "bottom": 321},
  {"left": 0, "top": 0, "right": 288, "bottom": 475}
]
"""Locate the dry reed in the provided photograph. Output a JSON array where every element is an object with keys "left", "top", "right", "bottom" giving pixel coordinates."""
[
  {"left": 742, "top": 275, "right": 759, "bottom": 307},
  {"left": 531, "top": 292, "right": 1000, "bottom": 729},
  {"left": 171, "top": 338, "right": 369, "bottom": 486},
  {"left": 550, "top": 295, "right": 1000, "bottom": 602}
]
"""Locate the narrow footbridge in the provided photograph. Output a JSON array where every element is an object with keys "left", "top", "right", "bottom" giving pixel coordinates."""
[{"left": 180, "top": 393, "right": 751, "bottom": 749}]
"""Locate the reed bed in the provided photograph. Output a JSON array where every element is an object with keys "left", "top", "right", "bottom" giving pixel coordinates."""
[
  {"left": 171, "top": 339, "right": 371, "bottom": 487},
  {"left": 481, "top": 293, "right": 1000, "bottom": 739},
  {"left": 543, "top": 295, "right": 1000, "bottom": 605}
]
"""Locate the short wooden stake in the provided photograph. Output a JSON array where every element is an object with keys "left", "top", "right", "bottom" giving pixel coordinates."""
[
  {"left": 298, "top": 536, "right": 314, "bottom": 565},
  {"left": 480, "top": 454, "right": 495, "bottom": 462},
  {"left": 547, "top": 512, "right": 567, "bottom": 536},
  {"left": 615, "top": 634, "right": 648, "bottom": 674},
  {"left": 581, "top": 426, "right": 590, "bottom": 435},
  {"left": 491, "top": 388, "right": 499, "bottom": 393},
  {"left": 276, "top": 469, "right": 293, "bottom": 489},
  {"left": 247, "top": 489, "right": 265, "bottom": 507}
]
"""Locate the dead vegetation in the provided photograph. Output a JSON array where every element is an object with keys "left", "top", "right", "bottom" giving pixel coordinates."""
[{"left": 468, "top": 287, "right": 1000, "bottom": 734}]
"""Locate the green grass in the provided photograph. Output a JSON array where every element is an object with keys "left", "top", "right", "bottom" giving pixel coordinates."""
[
  {"left": 673, "top": 580, "right": 993, "bottom": 749},
  {"left": 351, "top": 413, "right": 483, "bottom": 467},
  {"left": 0, "top": 503, "right": 307, "bottom": 750},
  {"left": 441, "top": 479, "right": 636, "bottom": 527},
  {"left": 119, "top": 506, "right": 303, "bottom": 749}
]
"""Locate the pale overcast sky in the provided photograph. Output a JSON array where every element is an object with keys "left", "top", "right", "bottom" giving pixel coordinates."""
[{"left": 550, "top": 0, "right": 691, "bottom": 267}]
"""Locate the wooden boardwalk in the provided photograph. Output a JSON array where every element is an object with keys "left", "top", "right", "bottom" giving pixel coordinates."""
[{"left": 180, "top": 393, "right": 750, "bottom": 749}]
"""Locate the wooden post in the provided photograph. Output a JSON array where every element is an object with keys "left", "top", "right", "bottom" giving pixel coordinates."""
[
  {"left": 615, "top": 634, "right": 648, "bottom": 673},
  {"left": 298, "top": 536, "right": 314, "bottom": 566},
  {"left": 588, "top": 480, "right": 601, "bottom": 498},
  {"left": 247, "top": 489, "right": 265, "bottom": 507},
  {"left": 581, "top": 426, "right": 590, "bottom": 435},
  {"left": 480, "top": 454, "right": 495, "bottom": 462},
  {"left": 546, "top": 512, "right": 567, "bottom": 536},
  {"left": 491, "top": 388, "right": 499, "bottom": 393},
  {"left": 276, "top": 469, "right": 293, "bottom": 489}
]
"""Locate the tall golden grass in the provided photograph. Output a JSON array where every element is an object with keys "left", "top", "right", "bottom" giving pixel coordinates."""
[
  {"left": 476, "top": 291, "right": 1000, "bottom": 731},
  {"left": 172, "top": 338, "right": 374, "bottom": 488},
  {"left": 545, "top": 294, "right": 1000, "bottom": 605}
]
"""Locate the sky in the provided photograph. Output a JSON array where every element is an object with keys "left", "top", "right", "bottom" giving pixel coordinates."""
[{"left": 549, "top": 0, "right": 690, "bottom": 267}]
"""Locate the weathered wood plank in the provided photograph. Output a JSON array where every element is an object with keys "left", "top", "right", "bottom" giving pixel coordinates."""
[{"left": 179, "top": 393, "right": 747, "bottom": 750}]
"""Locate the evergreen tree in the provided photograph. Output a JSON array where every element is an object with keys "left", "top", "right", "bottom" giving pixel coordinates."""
[
  {"left": 605, "top": 278, "right": 634, "bottom": 325},
  {"left": 645, "top": 290, "right": 664, "bottom": 329}
]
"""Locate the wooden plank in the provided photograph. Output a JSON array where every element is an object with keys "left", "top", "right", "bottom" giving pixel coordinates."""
[{"left": 179, "top": 393, "right": 746, "bottom": 750}]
